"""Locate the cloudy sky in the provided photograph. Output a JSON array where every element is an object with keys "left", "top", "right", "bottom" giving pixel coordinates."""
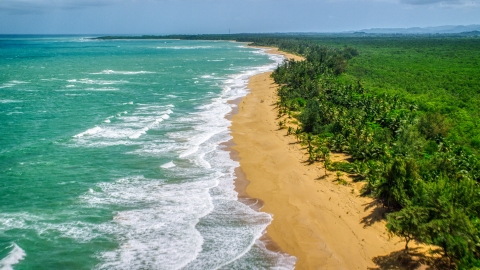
[{"left": 0, "top": 0, "right": 479, "bottom": 34}]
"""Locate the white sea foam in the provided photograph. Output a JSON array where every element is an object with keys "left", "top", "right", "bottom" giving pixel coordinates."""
[
  {"left": 0, "top": 213, "right": 39, "bottom": 233},
  {"left": 165, "top": 47, "right": 293, "bottom": 269},
  {"left": 67, "top": 79, "right": 128, "bottom": 85},
  {"left": 74, "top": 126, "right": 102, "bottom": 138},
  {"left": 156, "top": 46, "right": 213, "bottom": 50},
  {"left": 79, "top": 176, "right": 216, "bottom": 270},
  {"left": 0, "top": 243, "right": 26, "bottom": 270},
  {"left": 173, "top": 51, "right": 283, "bottom": 163},
  {"left": 223, "top": 238, "right": 297, "bottom": 269},
  {"left": 128, "top": 116, "right": 167, "bottom": 139},
  {"left": 10, "top": 80, "right": 29, "bottom": 84},
  {"left": 160, "top": 161, "right": 176, "bottom": 169},
  {"left": 0, "top": 99, "right": 22, "bottom": 104},
  {"left": 0, "top": 80, "right": 29, "bottom": 89},
  {"left": 0, "top": 213, "right": 103, "bottom": 243},
  {"left": 129, "top": 139, "right": 178, "bottom": 156},
  {"left": 90, "top": 70, "right": 155, "bottom": 75},
  {"left": 72, "top": 106, "right": 174, "bottom": 146},
  {"left": 84, "top": 87, "right": 119, "bottom": 91},
  {"left": 6, "top": 112, "right": 23, "bottom": 115},
  {"left": 0, "top": 83, "right": 15, "bottom": 89},
  {"left": 69, "top": 44, "right": 293, "bottom": 269}
]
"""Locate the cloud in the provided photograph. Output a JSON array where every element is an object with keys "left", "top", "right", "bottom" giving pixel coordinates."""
[{"left": 0, "top": 0, "right": 122, "bottom": 14}]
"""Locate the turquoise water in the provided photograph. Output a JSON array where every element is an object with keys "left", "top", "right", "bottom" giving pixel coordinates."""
[{"left": 0, "top": 36, "right": 295, "bottom": 269}]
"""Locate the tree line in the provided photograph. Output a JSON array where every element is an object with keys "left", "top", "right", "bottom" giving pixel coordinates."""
[
  {"left": 257, "top": 38, "right": 480, "bottom": 268},
  {"left": 95, "top": 33, "right": 480, "bottom": 268}
]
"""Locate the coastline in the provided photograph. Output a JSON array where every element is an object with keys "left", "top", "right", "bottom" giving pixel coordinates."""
[
  {"left": 229, "top": 47, "right": 408, "bottom": 269},
  {"left": 248, "top": 45, "right": 305, "bottom": 62}
]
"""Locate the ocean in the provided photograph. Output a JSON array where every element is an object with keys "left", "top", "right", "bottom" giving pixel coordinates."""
[{"left": 0, "top": 36, "right": 295, "bottom": 269}]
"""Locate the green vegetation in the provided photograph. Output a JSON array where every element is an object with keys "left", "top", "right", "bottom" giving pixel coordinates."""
[
  {"left": 341, "top": 38, "right": 480, "bottom": 150},
  {"left": 103, "top": 33, "right": 478, "bottom": 151},
  {"left": 96, "top": 33, "right": 480, "bottom": 268},
  {"left": 248, "top": 36, "right": 480, "bottom": 151},
  {"left": 256, "top": 36, "right": 480, "bottom": 268}
]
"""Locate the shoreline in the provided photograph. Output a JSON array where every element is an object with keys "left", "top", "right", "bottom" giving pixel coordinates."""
[
  {"left": 229, "top": 47, "right": 409, "bottom": 269},
  {"left": 224, "top": 97, "right": 286, "bottom": 256},
  {"left": 223, "top": 46, "right": 305, "bottom": 262}
]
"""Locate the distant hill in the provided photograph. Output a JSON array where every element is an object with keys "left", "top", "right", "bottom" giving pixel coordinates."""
[{"left": 353, "top": 25, "right": 480, "bottom": 34}]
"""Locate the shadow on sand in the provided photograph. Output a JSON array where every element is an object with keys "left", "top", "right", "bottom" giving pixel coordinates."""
[
  {"left": 361, "top": 200, "right": 388, "bottom": 227},
  {"left": 368, "top": 247, "right": 452, "bottom": 270}
]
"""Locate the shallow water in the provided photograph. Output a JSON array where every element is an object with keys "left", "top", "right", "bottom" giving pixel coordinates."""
[{"left": 0, "top": 36, "right": 296, "bottom": 269}]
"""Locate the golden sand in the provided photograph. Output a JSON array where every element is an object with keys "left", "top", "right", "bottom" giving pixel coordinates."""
[{"left": 230, "top": 48, "right": 409, "bottom": 269}]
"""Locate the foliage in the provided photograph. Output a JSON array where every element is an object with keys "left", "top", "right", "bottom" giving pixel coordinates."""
[
  {"left": 386, "top": 206, "right": 429, "bottom": 251},
  {"left": 98, "top": 33, "right": 480, "bottom": 268},
  {"left": 263, "top": 36, "right": 480, "bottom": 268}
]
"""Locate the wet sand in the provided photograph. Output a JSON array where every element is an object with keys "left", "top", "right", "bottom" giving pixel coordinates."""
[{"left": 229, "top": 47, "right": 409, "bottom": 269}]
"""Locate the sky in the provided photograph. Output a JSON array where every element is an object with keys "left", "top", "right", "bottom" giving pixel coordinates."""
[{"left": 0, "top": 0, "right": 479, "bottom": 34}]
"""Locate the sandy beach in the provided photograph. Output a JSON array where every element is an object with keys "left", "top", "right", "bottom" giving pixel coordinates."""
[{"left": 230, "top": 47, "right": 408, "bottom": 269}]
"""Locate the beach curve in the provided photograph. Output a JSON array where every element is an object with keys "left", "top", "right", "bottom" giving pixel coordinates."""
[{"left": 230, "top": 47, "right": 407, "bottom": 269}]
